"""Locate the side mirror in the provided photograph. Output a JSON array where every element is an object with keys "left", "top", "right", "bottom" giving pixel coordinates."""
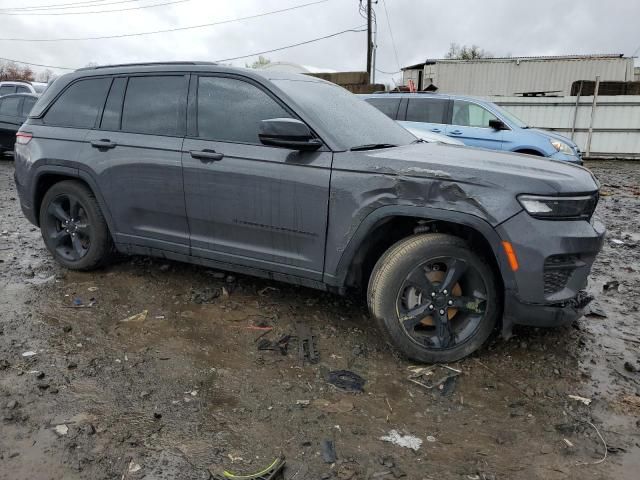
[
  {"left": 489, "top": 119, "right": 508, "bottom": 130},
  {"left": 259, "top": 118, "right": 322, "bottom": 151}
]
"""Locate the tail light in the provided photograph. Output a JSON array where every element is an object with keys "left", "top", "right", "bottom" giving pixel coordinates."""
[{"left": 16, "top": 132, "right": 32, "bottom": 145}]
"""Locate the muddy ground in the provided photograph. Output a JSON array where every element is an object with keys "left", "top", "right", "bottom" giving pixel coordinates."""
[{"left": 1, "top": 158, "right": 639, "bottom": 480}]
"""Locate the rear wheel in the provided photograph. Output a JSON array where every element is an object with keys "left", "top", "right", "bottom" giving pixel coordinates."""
[
  {"left": 39, "top": 180, "right": 112, "bottom": 270},
  {"left": 368, "top": 233, "right": 499, "bottom": 363}
]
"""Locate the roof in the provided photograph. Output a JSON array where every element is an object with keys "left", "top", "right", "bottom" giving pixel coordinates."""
[{"left": 402, "top": 53, "right": 629, "bottom": 70}]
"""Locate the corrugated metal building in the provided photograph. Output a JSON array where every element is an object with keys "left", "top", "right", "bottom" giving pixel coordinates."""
[{"left": 402, "top": 54, "right": 635, "bottom": 96}]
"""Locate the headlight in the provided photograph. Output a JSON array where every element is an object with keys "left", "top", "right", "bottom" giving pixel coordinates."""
[
  {"left": 550, "top": 139, "right": 574, "bottom": 155},
  {"left": 517, "top": 194, "right": 598, "bottom": 220}
]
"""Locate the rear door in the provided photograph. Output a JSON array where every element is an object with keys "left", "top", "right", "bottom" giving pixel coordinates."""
[
  {"left": 446, "top": 100, "right": 504, "bottom": 150},
  {"left": 83, "top": 74, "right": 190, "bottom": 253},
  {"left": 0, "top": 96, "right": 23, "bottom": 150},
  {"left": 181, "top": 74, "right": 332, "bottom": 279},
  {"left": 363, "top": 97, "right": 402, "bottom": 120},
  {"left": 400, "top": 97, "right": 450, "bottom": 135}
]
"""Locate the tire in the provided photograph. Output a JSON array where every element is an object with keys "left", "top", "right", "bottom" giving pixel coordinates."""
[
  {"left": 39, "top": 180, "right": 112, "bottom": 270},
  {"left": 368, "top": 233, "right": 499, "bottom": 363}
]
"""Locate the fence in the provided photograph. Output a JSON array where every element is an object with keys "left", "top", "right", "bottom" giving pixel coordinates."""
[{"left": 488, "top": 95, "right": 640, "bottom": 159}]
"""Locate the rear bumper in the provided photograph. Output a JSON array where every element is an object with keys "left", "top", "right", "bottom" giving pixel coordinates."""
[{"left": 14, "top": 171, "right": 37, "bottom": 226}]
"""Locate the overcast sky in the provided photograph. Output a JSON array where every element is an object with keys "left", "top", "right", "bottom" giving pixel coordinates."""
[{"left": 2, "top": 0, "right": 639, "bottom": 84}]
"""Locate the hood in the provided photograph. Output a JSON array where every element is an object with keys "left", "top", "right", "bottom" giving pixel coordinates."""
[
  {"left": 530, "top": 128, "right": 579, "bottom": 149},
  {"left": 333, "top": 143, "right": 599, "bottom": 225}
]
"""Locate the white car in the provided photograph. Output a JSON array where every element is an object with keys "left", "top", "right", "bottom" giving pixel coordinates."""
[
  {"left": 0, "top": 81, "right": 48, "bottom": 96},
  {"left": 402, "top": 124, "right": 464, "bottom": 145}
]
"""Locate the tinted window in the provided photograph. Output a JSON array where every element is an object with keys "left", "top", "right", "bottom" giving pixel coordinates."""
[
  {"left": 197, "top": 76, "right": 292, "bottom": 144},
  {"left": 21, "top": 97, "right": 37, "bottom": 116},
  {"left": 0, "top": 85, "right": 15, "bottom": 96},
  {"left": 16, "top": 85, "right": 31, "bottom": 94},
  {"left": 0, "top": 96, "right": 21, "bottom": 116},
  {"left": 452, "top": 100, "right": 498, "bottom": 128},
  {"left": 100, "top": 77, "right": 127, "bottom": 131},
  {"left": 44, "top": 78, "right": 111, "bottom": 128},
  {"left": 406, "top": 98, "right": 448, "bottom": 123},
  {"left": 121, "top": 76, "right": 186, "bottom": 136},
  {"left": 364, "top": 97, "right": 401, "bottom": 119},
  {"left": 272, "top": 79, "right": 415, "bottom": 150}
]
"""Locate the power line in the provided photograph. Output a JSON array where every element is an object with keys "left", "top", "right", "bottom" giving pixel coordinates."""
[
  {"left": 0, "top": 0, "right": 141, "bottom": 12},
  {"left": 0, "top": 0, "right": 189, "bottom": 15},
  {"left": 0, "top": 0, "right": 328, "bottom": 41},
  {"left": 375, "top": 68, "right": 400, "bottom": 75},
  {"left": 216, "top": 26, "right": 366, "bottom": 62},
  {"left": 380, "top": 0, "right": 400, "bottom": 71},
  {"left": 0, "top": 55, "right": 73, "bottom": 70}
]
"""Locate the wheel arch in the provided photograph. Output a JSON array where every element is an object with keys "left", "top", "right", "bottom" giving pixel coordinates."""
[
  {"left": 32, "top": 166, "right": 116, "bottom": 239},
  {"left": 326, "top": 206, "right": 515, "bottom": 294},
  {"left": 513, "top": 148, "right": 546, "bottom": 156}
]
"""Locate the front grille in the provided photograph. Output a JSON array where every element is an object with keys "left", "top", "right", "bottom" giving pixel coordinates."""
[{"left": 543, "top": 254, "right": 579, "bottom": 295}]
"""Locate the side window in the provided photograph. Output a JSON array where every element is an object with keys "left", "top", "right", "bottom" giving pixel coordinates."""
[
  {"left": 0, "top": 85, "right": 15, "bottom": 96},
  {"left": 0, "top": 96, "right": 22, "bottom": 116},
  {"left": 196, "top": 76, "right": 292, "bottom": 144},
  {"left": 406, "top": 98, "right": 448, "bottom": 124},
  {"left": 452, "top": 100, "right": 498, "bottom": 128},
  {"left": 121, "top": 76, "right": 186, "bottom": 136},
  {"left": 364, "top": 98, "right": 401, "bottom": 119},
  {"left": 44, "top": 78, "right": 111, "bottom": 128},
  {"left": 100, "top": 77, "right": 127, "bottom": 131},
  {"left": 21, "top": 97, "right": 37, "bottom": 117},
  {"left": 16, "top": 86, "right": 31, "bottom": 94}
]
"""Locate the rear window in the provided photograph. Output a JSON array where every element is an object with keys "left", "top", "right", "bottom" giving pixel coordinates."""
[
  {"left": 21, "top": 97, "right": 37, "bottom": 116},
  {"left": 406, "top": 98, "right": 448, "bottom": 124},
  {"left": 16, "top": 85, "right": 31, "bottom": 94},
  {"left": 121, "top": 76, "right": 186, "bottom": 136},
  {"left": 364, "top": 97, "right": 401, "bottom": 119},
  {"left": 44, "top": 78, "right": 111, "bottom": 128},
  {"left": 0, "top": 85, "right": 15, "bottom": 96},
  {"left": 0, "top": 96, "right": 21, "bottom": 116}
]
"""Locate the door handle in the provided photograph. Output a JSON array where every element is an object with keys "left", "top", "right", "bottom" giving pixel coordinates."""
[
  {"left": 449, "top": 130, "right": 463, "bottom": 135},
  {"left": 91, "top": 139, "right": 116, "bottom": 149},
  {"left": 431, "top": 128, "right": 441, "bottom": 133},
  {"left": 190, "top": 149, "right": 224, "bottom": 162}
]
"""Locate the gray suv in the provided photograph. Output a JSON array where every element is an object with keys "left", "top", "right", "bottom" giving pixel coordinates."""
[{"left": 14, "top": 62, "right": 605, "bottom": 363}]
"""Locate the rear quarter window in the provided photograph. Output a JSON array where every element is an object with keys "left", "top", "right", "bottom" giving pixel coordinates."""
[
  {"left": 44, "top": 78, "right": 111, "bottom": 128},
  {"left": 364, "top": 97, "right": 401, "bottom": 119},
  {"left": 406, "top": 98, "right": 448, "bottom": 124},
  {"left": 0, "top": 96, "right": 22, "bottom": 116}
]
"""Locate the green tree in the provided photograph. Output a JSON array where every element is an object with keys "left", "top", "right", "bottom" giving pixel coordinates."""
[{"left": 445, "top": 43, "right": 491, "bottom": 60}]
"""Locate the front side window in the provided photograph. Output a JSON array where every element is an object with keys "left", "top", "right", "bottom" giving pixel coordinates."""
[
  {"left": 121, "top": 76, "right": 186, "bottom": 136},
  {"left": 406, "top": 98, "right": 448, "bottom": 123},
  {"left": 0, "top": 96, "right": 22, "bottom": 116},
  {"left": 197, "top": 76, "right": 292, "bottom": 144},
  {"left": 452, "top": 100, "right": 498, "bottom": 128},
  {"left": 44, "top": 78, "right": 111, "bottom": 128},
  {"left": 0, "top": 85, "right": 15, "bottom": 96},
  {"left": 365, "top": 98, "right": 401, "bottom": 119}
]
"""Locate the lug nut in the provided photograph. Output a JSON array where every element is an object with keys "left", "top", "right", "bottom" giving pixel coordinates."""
[
  {"left": 443, "top": 289, "right": 448, "bottom": 295},
  {"left": 439, "top": 309, "right": 445, "bottom": 315},
  {"left": 431, "top": 292, "right": 436, "bottom": 297},
  {"left": 428, "top": 304, "right": 434, "bottom": 310},
  {"left": 448, "top": 300, "right": 453, "bottom": 306}
]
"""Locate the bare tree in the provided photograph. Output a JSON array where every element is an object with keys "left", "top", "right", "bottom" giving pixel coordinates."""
[
  {"left": 246, "top": 56, "right": 271, "bottom": 69},
  {"left": 36, "top": 69, "right": 55, "bottom": 83},
  {"left": 0, "top": 61, "right": 36, "bottom": 81},
  {"left": 445, "top": 43, "right": 492, "bottom": 60}
]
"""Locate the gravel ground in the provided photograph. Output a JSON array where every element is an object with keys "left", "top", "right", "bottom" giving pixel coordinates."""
[{"left": 1, "top": 157, "right": 639, "bottom": 480}]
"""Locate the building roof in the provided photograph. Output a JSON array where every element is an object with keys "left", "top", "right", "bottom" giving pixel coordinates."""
[{"left": 402, "top": 53, "right": 628, "bottom": 70}]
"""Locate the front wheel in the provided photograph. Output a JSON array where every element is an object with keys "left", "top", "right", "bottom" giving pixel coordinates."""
[
  {"left": 368, "top": 234, "right": 499, "bottom": 363},
  {"left": 39, "top": 180, "right": 112, "bottom": 270}
]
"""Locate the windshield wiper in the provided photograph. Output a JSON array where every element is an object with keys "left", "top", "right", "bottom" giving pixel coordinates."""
[
  {"left": 411, "top": 138, "right": 426, "bottom": 144},
  {"left": 350, "top": 143, "right": 397, "bottom": 151}
]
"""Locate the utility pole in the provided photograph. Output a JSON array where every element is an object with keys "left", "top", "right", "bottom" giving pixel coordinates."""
[{"left": 366, "top": 0, "right": 372, "bottom": 83}]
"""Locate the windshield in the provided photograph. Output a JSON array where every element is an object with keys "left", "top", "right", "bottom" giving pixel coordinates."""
[
  {"left": 491, "top": 103, "right": 528, "bottom": 128},
  {"left": 272, "top": 78, "right": 416, "bottom": 150}
]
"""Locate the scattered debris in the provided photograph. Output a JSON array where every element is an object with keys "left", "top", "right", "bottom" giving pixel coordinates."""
[
  {"left": 426, "top": 435, "right": 436, "bottom": 443},
  {"left": 257, "top": 334, "right": 291, "bottom": 355},
  {"left": 258, "top": 286, "right": 279, "bottom": 296},
  {"left": 407, "top": 364, "right": 461, "bottom": 395},
  {"left": 585, "top": 304, "right": 608, "bottom": 318},
  {"left": 321, "top": 439, "right": 337, "bottom": 463},
  {"left": 327, "top": 370, "right": 366, "bottom": 392},
  {"left": 379, "top": 430, "right": 423, "bottom": 451},
  {"left": 295, "top": 322, "right": 319, "bottom": 365},
  {"left": 623, "top": 361, "right": 639, "bottom": 373},
  {"left": 190, "top": 287, "right": 221, "bottom": 304},
  {"left": 568, "top": 394, "right": 593, "bottom": 406},
  {"left": 603, "top": 280, "right": 620, "bottom": 293},
  {"left": 610, "top": 238, "right": 624, "bottom": 245},
  {"left": 312, "top": 398, "right": 354, "bottom": 413},
  {"left": 87, "top": 286, "right": 99, "bottom": 292},
  {"left": 296, "top": 400, "right": 310, "bottom": 407},
  {"left": 121, "top": 310, "right": 148, "bottom": 323},
  {"left": 128, "top": 461, "right": 142, "bottom": 473},
  {"left": 21, "top": 351, "right": 37, "bottom": 357},
  {"left": 54, "top": 424, "right": 68, "bottom": 436},
  {"left": 212, "top": 456, "right": 286, "bottom": 480}
]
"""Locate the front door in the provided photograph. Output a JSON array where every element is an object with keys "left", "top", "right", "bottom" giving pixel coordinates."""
[
  {"left": 182, "top": 75, "right": 331, "bottom": 279},
  {"left": 446, "top": 100, "right": 504, "bottom": 150}
]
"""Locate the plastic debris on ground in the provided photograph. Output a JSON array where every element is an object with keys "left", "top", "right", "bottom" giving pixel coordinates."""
[
  {"left": 407, "top": 364, "right": 461, "bottom": 395},
  {"left": 379, "top": 430, "right": 423, "bottom": 451},
  {"left": 257, "top": 334, "right": 291, "bottom": 356},
  {"left": 211, "top": 456, "right": 285, "bottom": 480},
  {"left": 295, "top": 322, "right": 319, "bottom": 365},
  {"left": 121, "top": 310, "right": 148, "bottom": 323},
  {"left": 321, "top": 439, "right": 337, "bottom": 463},
  {"left": 327, "top": 370, "right": 366, "bottom": 392},
  {"left": 568, "top": 394, "right": 593, "bottom": 406}
]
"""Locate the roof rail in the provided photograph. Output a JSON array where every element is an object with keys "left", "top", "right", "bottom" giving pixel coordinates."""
[{"left": 75, "top": 61, "right": 217, "bottom": 71}]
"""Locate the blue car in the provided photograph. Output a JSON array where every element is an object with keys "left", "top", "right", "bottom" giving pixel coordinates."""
[{"left": 360, "top": 93, "right": 582, "bottom": 164}]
